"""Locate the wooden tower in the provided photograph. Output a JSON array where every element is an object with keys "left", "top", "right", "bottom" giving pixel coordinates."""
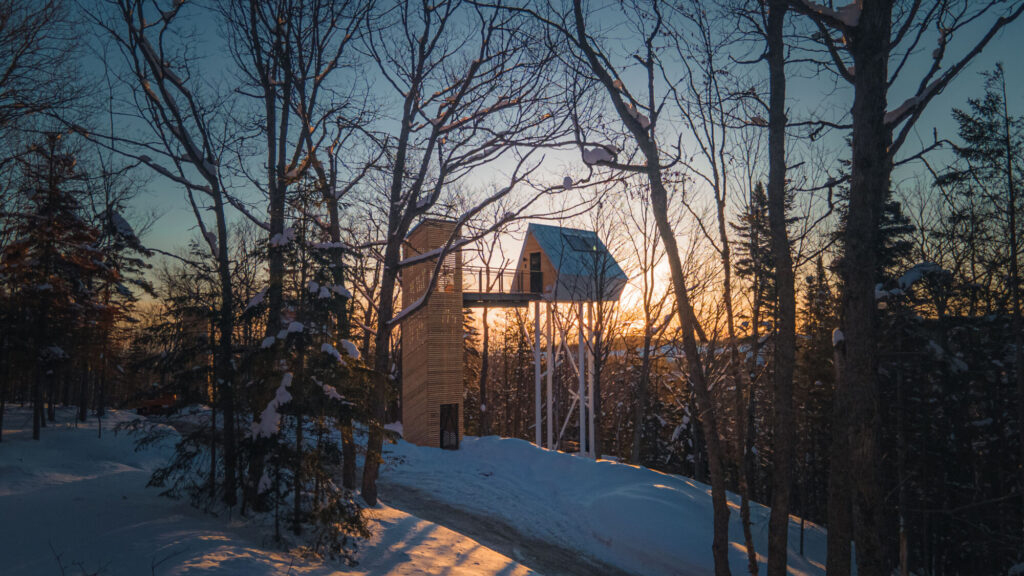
[{"left": 401, "top": 219, "right": 463, "bottom": 449}]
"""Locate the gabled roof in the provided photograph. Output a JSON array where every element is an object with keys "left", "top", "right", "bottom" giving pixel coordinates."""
[{"left": 523, "top": 223, "right": 627, "bottom": 301}]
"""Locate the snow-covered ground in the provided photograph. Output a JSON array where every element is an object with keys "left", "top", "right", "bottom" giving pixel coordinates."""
[
  {"left": 1, "top": 406, "right": 830, "bottom": 576},
  {"left": 0, "top": 408, "right": 536, "bottom": 576},
  {"left": 379, "top": 435, "right": 829, "bottom": 576}
]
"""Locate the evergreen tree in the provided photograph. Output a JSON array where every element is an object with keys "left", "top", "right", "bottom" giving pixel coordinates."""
[
  {"left": 732, "top": 182, "right": 776, "bottom": 324},
  {"left": 794, "top": 256, "right": 837, "bottom": 525},
  {"left": 1, "top": 133, "right": 121, "bottom": 438}
]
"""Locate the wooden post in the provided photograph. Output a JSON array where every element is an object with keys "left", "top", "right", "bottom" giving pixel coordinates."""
[
  {"left": 546, "top": 301, "right": 554, "bottom": 449},
  {"left": 534, "top": 299, "right": 542, "bottom": 448},
  {"left": 578, "top": 301, "right": 586, "bottom": 454},
  {"left": 587, "top": 301, "right": 596, "bottom": 458}
]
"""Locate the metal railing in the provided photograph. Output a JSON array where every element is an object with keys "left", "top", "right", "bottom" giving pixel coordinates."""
[{"left": 462, "top": 265, "right": 528, "bottom": 294}]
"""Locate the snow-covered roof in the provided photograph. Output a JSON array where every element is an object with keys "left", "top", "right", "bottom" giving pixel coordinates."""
[{"left": 519, "top": 223, "right": 627, "bottom": 302}]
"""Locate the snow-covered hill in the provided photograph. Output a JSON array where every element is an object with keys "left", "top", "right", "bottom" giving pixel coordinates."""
[{"left": 380, "top": 435, "right": 829, "bottom": 576}]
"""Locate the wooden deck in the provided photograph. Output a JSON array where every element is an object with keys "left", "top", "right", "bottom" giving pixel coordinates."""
[{"left": 462, "top": 291, "right": 541, "bottom": 307}]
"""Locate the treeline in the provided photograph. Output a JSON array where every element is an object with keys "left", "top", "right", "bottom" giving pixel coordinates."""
[{"left": 2, "top": 0, "right": 1024, "bottom": 574}]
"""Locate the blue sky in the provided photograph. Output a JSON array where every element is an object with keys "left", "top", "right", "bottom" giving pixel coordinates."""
[{"left": 102, "top": 4, "right": 1024, "bottom": 261}]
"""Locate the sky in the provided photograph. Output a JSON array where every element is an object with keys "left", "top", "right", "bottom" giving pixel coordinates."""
[{"left": 89, "top": 3, "right": 1024, "bottom": 286}]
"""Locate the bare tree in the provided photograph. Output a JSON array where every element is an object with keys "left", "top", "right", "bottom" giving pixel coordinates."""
[
  {"left": 622, "top": 182, "right": 675, "bottom": 465},
  {"left": 358, "top": 0, "right": 572, "bottom": 505},
  {"left": 89, "top": 0, "right": 243, "bottom": 506},
  {"left": 496, "top": 1, "right": 735, "bottom": 572},
  {"left": 759, "top": 2, "right": 797, "bottom": 575},
  {"left": 0, "top": 0, "right": 78, "bottom": 140}
]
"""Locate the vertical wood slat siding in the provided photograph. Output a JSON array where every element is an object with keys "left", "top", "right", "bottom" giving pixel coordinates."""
[{"left": 401, "top": 220, "right": 464, "bottom": 448}]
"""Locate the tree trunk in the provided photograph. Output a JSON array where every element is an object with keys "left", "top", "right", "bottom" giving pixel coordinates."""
[
  {"left": 362, "top": 72, "right": 421, "bottom": 505},
  {"left": 324, "top": 191, "right": 357, "bottom": 490},
  {"left": 827, "top": 338, "right": 852, "bottom": 575},
  {"left": 294, "top": 409, "right": 304, "bottom": 535},
  {"left": 1, "top": 331, "right": 7, "bottom": 441},
  {"left": 836, "top": 4, "right": 893, "bottom": 574},
  {"left": 362, "top": 251, "right": 399, "bottom": 506},
  {"left": 210, "top": 315, "right": 218, "bottom": 500},
  {"left": 47, "top": 367, "right": 56, "bottom": 422},
  {"left": 569, "top": 0, "right": 729, "bottom": 569},
  {"left": 213, "top": 186, "right": 237, "bottom": 508},
  {"left": 78, "top": 363, "right": 88, "bottom": 423},
  {"left": 651, "top": 174, "right": 731, "bottom": 576},
  {"left": 33, "top": 364, "right": 43, "bottom": 439},
  {"left": 631, "top": 327, "right": 653, "bottom": 464},
  {"left": 593, "top": 319, "right": 603, "bottom": 458},
  {"left": 1000, "top": 69, "right": 1024, "bottom": 549},
  {"left": 0, "top": 363, "right": 5, "bottom": 442},
  {"left": 766, "top": 2, "right": 797, "bottom": 575}
]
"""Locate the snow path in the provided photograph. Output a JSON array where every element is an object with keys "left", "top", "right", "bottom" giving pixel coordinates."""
[
  {"left": 379, "top": 482, "right": 636, "bottom": 576},
  {"left": 379, "top": 435, "right": 829, "bottom": 576},
  {"left": 0, "top": 408, "right": 537, "bottom": 575}
]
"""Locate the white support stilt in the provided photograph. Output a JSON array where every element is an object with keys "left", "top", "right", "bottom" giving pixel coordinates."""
[
  {"left": 577, "top": 301, "right": 586, "bottom": 455},
  {"left": 587, "top": 301, "right": 596, "bottom": 459},
  {"left": 546, "top": 301, "right": 554, "bottom": 450},
  {"left": 534, "top": 300, "right": 542, "bottom": 448},
  {"left": 557, "top": 392, "right": 578, "bottom": 448}
]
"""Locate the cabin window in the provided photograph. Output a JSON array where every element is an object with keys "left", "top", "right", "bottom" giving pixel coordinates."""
[{"left": 529, "top": 252, "right": 542, "bottom": 293}]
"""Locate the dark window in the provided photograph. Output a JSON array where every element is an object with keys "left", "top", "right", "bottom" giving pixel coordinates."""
[
  {"left": 440, "top": 403, "right": 459, "bottom": 449},
  {"left": 529, "top": 252, "right": 543, "bottom": 293}
]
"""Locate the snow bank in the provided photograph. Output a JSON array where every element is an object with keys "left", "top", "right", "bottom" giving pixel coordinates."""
[
  {"left": 0, "top": 407, "right": 537, "bottom": 576},
  {"left": 383, "top": 436, "right": 829, "bottom": 576}
]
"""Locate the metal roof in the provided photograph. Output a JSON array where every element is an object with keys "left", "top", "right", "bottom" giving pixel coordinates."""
[{"left": 523, "top": 223, "right": 627, "bottom": 301}]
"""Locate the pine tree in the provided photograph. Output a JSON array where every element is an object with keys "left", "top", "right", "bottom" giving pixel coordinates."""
[
  {"left": 1, "top": 133, "right": 117, "bottom": 438},
  {"left": 794, "top": 256, "right": 837, "bottom": 525},
  {"left": 732, "top": 182, "right": 776, "bottom": 325},
  {"left": 933, "top": 63, "right": 1024, "bottom": 571},
  {"left": 248, "top": 182, "right": 367, "bottom": 554}
]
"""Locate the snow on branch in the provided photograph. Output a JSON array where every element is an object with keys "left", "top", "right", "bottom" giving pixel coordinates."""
[
  {"left": 340, "top": 339, "right": 361, "bottom": 360},
  {"left": 250, "top": 373, "right": 293, "bottom": 438},
  {"left": 582, "top": 145, "right": 618, "bottom": 165},
  {"left": 269, "top": 227, "right": 296, "bottom": 247},
  {"left": 875, "top": 262, "right": 944, "bottom": 299},
  {"left": 321, "top": 342, "right": 347, "bottom": 365},
  {"left": 245, "top": 288, "right": 267, "bottom": 311},
  {"left": 885, "top": 79, "right": 941, "bottom": 126},
  {"left": 390, "top": 294, "right": 424, "bottom": 326},
  {"left": 796, "top": 1, "right": 862, "bottom": 29},
  {"left": 397, "top": 237, "right": 475, "bottom": 269}
]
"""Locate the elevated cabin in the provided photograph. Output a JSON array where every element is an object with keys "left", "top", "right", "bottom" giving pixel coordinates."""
[
  {"left": 399, "top": 219, "right": 627, "bottom": 452},
  {"left": 511, "top": 223, "right": 627, "bottom": 302}
]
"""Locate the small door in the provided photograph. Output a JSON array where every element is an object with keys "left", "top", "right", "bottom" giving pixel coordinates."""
[
  {"left": 440, "top": 403, "right": 459, "bottom": 450},
  {"left": 529, "top": 252, "right": 542, "bottom": 293}
]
